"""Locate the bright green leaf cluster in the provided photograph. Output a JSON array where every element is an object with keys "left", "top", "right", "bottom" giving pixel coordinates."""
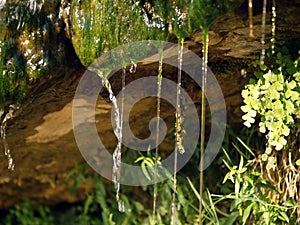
[{"left": 241, "top": 62, "right": 300, "bottom": 153}]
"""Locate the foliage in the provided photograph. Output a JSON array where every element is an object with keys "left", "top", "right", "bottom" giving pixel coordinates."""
[
  {"left": 186, "top": 130, "right": 298, "bottom": 225},
  {"left": 241, "top": 52, "right": 300, "bottom": 168},
  {"left": 71, "top": 0, "right": 149, "bottom": 67},
  {"left": 0, "top": 40, "right": 27, "bottom": 104},
  {"left": 1, "top": 200, "right": 54, "bottom": 225},
  {"left": 189, "top": 0, "right": 233, "bottom": 30},
  {"left": 222, "top": 154, "right": 298, "bottom": 225},
  {"left": 0, "top": 1, "right": 61, "bottom": 105},
  {"left": 2, "top": 127, "right": 297, "bottom": 224},
  {"left": 239, "top": 47, "right": 300, "bottom": 223}
]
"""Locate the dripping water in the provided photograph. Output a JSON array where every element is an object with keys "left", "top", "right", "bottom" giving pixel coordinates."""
[
  {"left": 152, "top": 47, "right": 163, "bottom": 225},
  {"left": 248, "top": 0, "right": 254, "bottom": 37},
  {"left": 171, "top": 37, "right": 184, "bottom": 225},
  {"left": 98, "top": 70, "right": 125, "bottom": 213},
  {"left": 113, "top": 66, "right": 126, "bottom": 213},
  {"left": 260, "top": 0, "right": 267, "bottom": 64},
  {"left": 271, "top": 0, "right": 276, "bottom": 55},
  {"left": 0, "top": 104, "right": 20, "bottom": 171},
  {"left": 129, "top": 61, "right": 137, "bottom": 73},
  {"left": 199, "top": 28, "right": 209, "bottom": 225},
  {"left": 0, "top": 0, "right": 6, "bottom": 9}
]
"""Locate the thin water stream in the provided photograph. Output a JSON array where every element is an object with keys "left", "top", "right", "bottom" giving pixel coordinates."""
[
  {"left": 199, "top": 28, "right": 209, "bottom": 225},
  {"left": 98, "top": 70, "right": 125, "bottom": 212},
  {"left": 271, "top": 0, "right": 276, "bottom": 55},
  {"left": 260, "top": 0, "right": 267, "bottom": 64},
  {"left": 248, "top": 0, "right": 254, "bottom": 37},
  {"left": 112, "top": 66, "right": 127, "bottom": 213},
  {"left": 0, "top": 104, "right": 20, "bottom": 171},
  {"left": 114, "top": 67, "right": 126, "bottom": 213}
]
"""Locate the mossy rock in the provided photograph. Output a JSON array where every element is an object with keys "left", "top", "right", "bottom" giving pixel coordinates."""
[{"left": 71, "top": 0, "right": 149, "bottom": 67}]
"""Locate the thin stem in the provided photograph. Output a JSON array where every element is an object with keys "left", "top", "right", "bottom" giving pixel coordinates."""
[
  {"left": 199, "top": 28, "right": 208, "bottom": 225},
  {"left": 171, "top": 37, "right": 184, "bottom": 225},
  {"left": 152, "top": 48, "right": 164, "bottom": 225}
]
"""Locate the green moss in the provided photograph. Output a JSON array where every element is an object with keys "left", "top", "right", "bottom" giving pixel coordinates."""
[
  {"left": 0, "top": 1, "right": 62, "bottom": 105},
  {"left": 71, "top": 0, "right": 149, "bottom": 67}
]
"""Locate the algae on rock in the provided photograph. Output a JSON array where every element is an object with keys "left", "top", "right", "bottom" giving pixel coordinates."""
[{"left": 71, "top": 0, "right": 149, "bottom": 67}]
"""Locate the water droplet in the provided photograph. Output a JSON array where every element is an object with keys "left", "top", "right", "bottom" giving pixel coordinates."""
[
  {"left": 1, "top": 104, "right": 19, "bottom": 171},
  {"left": 260, "top": 0, "right": 267, "bottom": 65},
  {"left": 248, "top": 0, "right": 254, "bottom": 37},
  {"left": 241, "top": 69, "right": 247, "bottom": 78},
  {"left": 271, "top": 3, "right": 276, "bottom": 55},
  {"left": 118, "top": 200, "right": 125, "bottom": 213},
  {"left": 96, "top": 69, "right": 124, "bottom": 213},
  {"left": 129, "top": 61, "right": 137, "bottom": 73}
]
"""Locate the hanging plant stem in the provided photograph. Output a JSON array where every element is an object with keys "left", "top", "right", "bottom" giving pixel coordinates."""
[
  {"left": 171, "top": 36, "right": 184, "bottom": 225},
  {"left": 199, "top": 27, "right": 209, "bottom": 225},
  {"left": 152, "top": 47, "right": 164, "bottom": 225}
]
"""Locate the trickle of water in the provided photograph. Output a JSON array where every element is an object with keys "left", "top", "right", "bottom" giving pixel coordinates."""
[
  {"left": 0, "top": 104, "right": 20, "bottom": 171},
  {"left": 271, "top": 0, "right": 276, "bottom": 55},
  {"left": 248, "top": 0, "right": 254, "bottom": 37},
  {"left": 0, "top": 0, "right": 6, "bottom": 9},
  {"left": 129, "top": 61, "right": 137, "bottom": 73},
  {"left": 97, "top": 69, "right": 125, "bottom": 212},
  {"left": 27, "top": 0, "right": 44, "bottom": 14},
  {"left": 260, "top": 0, "right": 267, "bottom": 64},
  {"left": 111, "top": 66, "right": 128, "bottom": 213},
  {"left": 199, "top": 28, "right": 209, "bottom": 225},
  {"left": 112, "top": 66, "right": 126, "bottom": 213}
]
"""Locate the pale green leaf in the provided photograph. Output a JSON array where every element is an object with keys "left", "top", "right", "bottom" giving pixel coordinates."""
[
  {"left": 220, "top": 212, "right": 239, "bottom": 225},
  {"left": 259, "top": 122, "right": 266, "bottom": 133},
  {"left": 262, "top": 154, "right": 268, "bottom": 161},
  {"left": 287, "top": 80, "right": 296, "bottom": 90},
  {"left": 265, "top": 147, "right": 272, "bottom": 155},
  {"left": 282, "top": 125, "right": 290, "bottom": 136},
  {"left": 241, "top": 105, "right": 251, "bottom": 113},
  {"left": 275, "top": 142, "right": 284, "bottom": 150},
  {"left": 242, "top": 203, "right": 254, "bottom": 225}
]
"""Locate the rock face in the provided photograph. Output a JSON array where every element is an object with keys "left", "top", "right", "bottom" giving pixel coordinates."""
[{"left": 0, "top": 0, "right": 300, "bottom": 208}]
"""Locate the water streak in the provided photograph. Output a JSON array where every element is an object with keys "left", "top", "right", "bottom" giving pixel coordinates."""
[
  {"left": 260, "top": 0, "right": 267, "bottom": 64},
  {"left": 0, "top": 0, "right": 6, "bottom": 9},
  {"left": 199, "top": 28, "right": 209, "bottom": 225},
  {"left": 97, "top": 69, "right": 125, "bottom": 212},
  {"left": 248, "top": 0, "right": 254, "bottom": 37},
  {"left": 129, "top": 61, "right": 137, "bottom": 73},
  {"left": 271, "top": 0, "right": 276, "bottom": 55},
  {"left": 0, "top": 104, "right": 20, "bottom": 171},
  {"left": 112, "top": 67, "right": 126, "bottom": 213},
  {"left": 27, "top": 0, "right": 44, "bottom": 14}
]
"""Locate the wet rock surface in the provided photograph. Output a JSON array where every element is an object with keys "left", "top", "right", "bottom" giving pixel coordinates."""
[{"left": 0, "top": 0, "right": 300, "bottom": 208}]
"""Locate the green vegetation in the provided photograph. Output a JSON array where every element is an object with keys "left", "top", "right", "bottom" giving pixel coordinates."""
[
  {"left": 0, "top": 1, "right": 299, "bottom": 224},
  {"left": 2, "top": 124, "right": 298, "bottom": 224},
  {"left": 0, "top": 0, "right": 62, "bottom": 105},
  {"left": 71, "top": 0, "right": 149, "bottom": 67},
  {"left": 242, "top": 52, "right": 300, "bottom": 152}
]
